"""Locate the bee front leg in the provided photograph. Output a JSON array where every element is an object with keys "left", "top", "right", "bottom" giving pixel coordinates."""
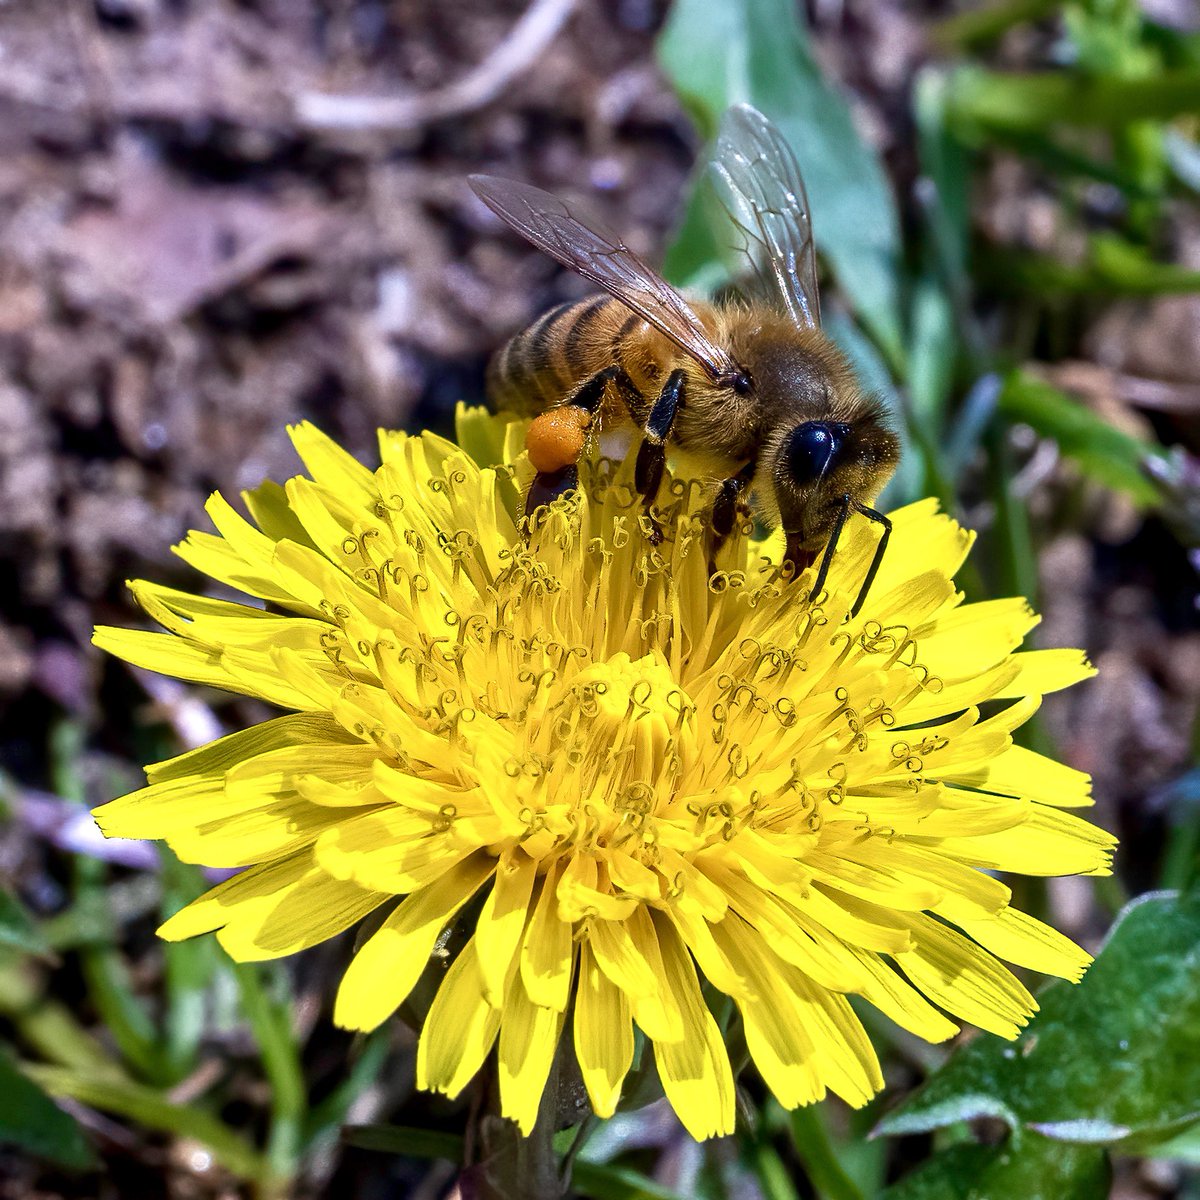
[
  {"left": 634, "top": 369, "right": 687, "bottom": 545},
  {"left": 708, "top": 459, "right": 757, "bottom": 572}
]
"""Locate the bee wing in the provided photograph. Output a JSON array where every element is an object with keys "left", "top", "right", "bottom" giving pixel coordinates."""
[
  {"left": 709, "top": 103, "right": 821, "bottom": 329},
  {"left": 469, "top": 174, "right": 741, "bottom": 381}
]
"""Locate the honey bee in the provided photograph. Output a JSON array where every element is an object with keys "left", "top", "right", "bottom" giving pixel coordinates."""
[{"left": 470, "top": 103, "right": 899, "bottom": 616}]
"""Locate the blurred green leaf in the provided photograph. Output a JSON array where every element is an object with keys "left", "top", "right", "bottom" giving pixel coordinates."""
[
  {"left": 914, "top": 71, "right": 970, "bottom": 297},
  {"left": 658, "top": 0, "right": 905, "bottom": 368},
  {"left": 746, "top": 1138, "right": 802, "bottom": 1200},
  {"left": 946, "top": 66, "right": 1200, "bottom": 135},
  {"left": 882, "top": 1132, "right": 1109, "bottom": 1200},
  {"left": 1138, "top": 1121, "right": 1200, "bottom": 1165},
  {"left": 573, "top": 1160, "right": 695, "bottom": 1200},
  {"left": 346, "top": 1122, "right": 692, "bottom": 1200},
  {"left": 875, "top": 891, "right": 1200, "bottom": 1149},
  {"left": 931, "top": 0, "right": 1061, "bottom": 51},
  {"left": 344, "top": 1122, "right": 463, "bottom": 1161},
  {"left": 0, "top": 889, "right": 50, "bottom": 956},
  {"left": 997, "top": 370, "right": 1163, "bottom": 504},
  {"left": 28, "top": 1064, "right": 263, "bottom": 1180},
  {"left": 990, "top": 234, "right": 1200, "bottom": 295},
  {"left": 908, "top": 274, "right": 957, "bottom": 438},
  {"left": 231, "top": 960, "right": 306, "bottom": 1182},
  {"left": 160, "top": 854, "right": 215, "bottom": 1082},
  {"left": 0, "top": 1049, "right": 94, "bottom": 1170}
]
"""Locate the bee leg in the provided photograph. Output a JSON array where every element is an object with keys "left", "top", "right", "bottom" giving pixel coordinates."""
[
  {"left": 634, "top": 369, "right": 687, "bottom": 545},
  {"left": 522, "top": 365, "right": 634, "bottom": 527},
  {"left": 524, "top": 464, "right": 579, "bottom": 523},
  {"left": 807, "top": 493, "right": 852, "bottom": 604},
  {"left": 805, "top": 497, "right": 892, "bottom": 618},
  {"left": 847, "top": 503, "right": 891, "bottom": 619},
  {"left": 708, "top": 459, "right": 757, "bottom": 573}
]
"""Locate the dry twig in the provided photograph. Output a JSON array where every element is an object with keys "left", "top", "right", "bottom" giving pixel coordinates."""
[{"left": 295, "top": 0, "right": 580, "bottom": 133}]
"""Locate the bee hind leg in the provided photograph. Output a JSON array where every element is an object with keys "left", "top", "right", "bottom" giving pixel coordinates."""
[
  {"left": 522, "top": 365, "right": 622, "bottom": 528},
  {"left": 634, "top": 369, "right": 687, "bottom": 545},
  {"left": 524, "top": 464, "right": 579, "bottom": 524}
]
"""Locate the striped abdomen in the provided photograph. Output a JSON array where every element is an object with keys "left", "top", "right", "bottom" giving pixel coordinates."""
[{"left": 487, "top": 294, "right": 695, "bottom": 421}]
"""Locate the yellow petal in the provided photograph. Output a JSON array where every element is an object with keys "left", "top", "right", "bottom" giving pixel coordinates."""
[
  {"left": 651, "top": 914, "right": 736, "bottom": 1139},
  {"left": 789, "top": 972, "right": 883, "bottom": 1107},
  {"left": 939, "top": 805, "right": 1117, "bottom": 877},
  {"left": 846, "top": 945, "right": 959, "bottom": 1043},
  {"left": 894, "top": 914, "right": 1035, "bottom": 1039},
  {"left": 288, "top": 421, "right": 379, "bottom": 507},
  {"left": 159, "top": 854, "right": 384, "bottom": 961},
  {"left": 476, "top": 849, "right": 537, "bottom": 1005},
  {"left": 588, "top": 906, "right": 684, "bottom": 1042},
  {"left": 498, "top": 976, "right": 565, "bottom": 1135},
  {"left": 573, "top": 940, "right": 634, "bottom": 1118},
  {"left": 145, "top": 713, "right": 356, "bottom": 784},
  {"left": 951, "top": 905, "right": 1092, "bottom": 982},
  {"left": 710, "top": 915, "right": 824, "bottom": 1109},
  {"left": 334, "top": 852, "right": 496, "bottom": 1030},
  {"left": 416, "top": 938, "right": 501, "bottom": 1098},
  {"left": 520, "top": 862, "right": 575, "bottom": 1011}
]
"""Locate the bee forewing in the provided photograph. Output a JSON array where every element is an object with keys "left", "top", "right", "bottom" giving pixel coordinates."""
[
  {"left": 709, "top": 103, "right": 821, "bottom": 330},
  {"left": 469, "top": 173, "right": 740, "bottom": 380}
]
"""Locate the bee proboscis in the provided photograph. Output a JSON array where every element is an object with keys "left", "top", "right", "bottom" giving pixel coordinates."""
[{"left": 470, "top": 103, "right": 899, "bottom": 616}]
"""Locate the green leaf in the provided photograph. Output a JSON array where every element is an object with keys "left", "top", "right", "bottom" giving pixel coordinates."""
[
  {"left": 1138, "top": 1120, "right": 1200, "bottom": 1165},
  {"left": 0, "top": 1049, "right": 94, "bottom": 1170},
  {"left": 573, "top": 1160, "right": 694, "bottom": 1200},
  {"left": 997, "top": 370, "right": 1163, "bottom": 505},
  {"left": 986, "top": 234, "right": 1200, "bottom": 296},
  {"left": 0, "top": 889, "right": 49, "bottom": 956},
  {"left": 946, "top": 66, "right": 1200, "bottom": 135},
  {"left": 343, "top": 1122, "right": 463, "bottom": 1162},
  {"left": 786, "top": 1103, "right": 865, "bottom": 1200},
  {"left": 876, "top": 891, "right": 1200, "bottom": 1149},
  {"left": 882, "top": 1131, "right": 1109, "bottom": 1200},
  {"left": 344, "top": 1123, "right": 691, "bottom": 1200},
  {"left": 931, "top": 0, "right": 1062, "bottom": 51},
  {"left": 28, "top": 1063, "right": 264, "bottom": 1180},
  {"left": 658, "top": 0, "right": 905, "bottom": 367}
]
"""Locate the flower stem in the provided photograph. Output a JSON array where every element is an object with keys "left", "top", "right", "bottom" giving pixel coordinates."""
[
  {"left": 473, "top": 1054, "right": 564, "bottom": 1200},
  {"left": 787, "top": 1104, "right": 865, "bottom": 1200}
]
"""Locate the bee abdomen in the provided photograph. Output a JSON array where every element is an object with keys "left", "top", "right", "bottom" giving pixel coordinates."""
[{"left": 488, "top": 294, "right": 616, "bottom": 414}]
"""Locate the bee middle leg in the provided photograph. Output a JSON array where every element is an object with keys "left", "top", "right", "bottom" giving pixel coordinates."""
[{"left": 633, "top": 369, "right": 687, "bottom": 545}]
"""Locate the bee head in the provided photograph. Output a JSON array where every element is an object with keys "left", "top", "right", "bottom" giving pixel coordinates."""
[
  {"left": 731, "top": 320, "right": 900, "bottom": 545},
  {"left": 768, "top": 406, "right": 899, "bottom": 547}
]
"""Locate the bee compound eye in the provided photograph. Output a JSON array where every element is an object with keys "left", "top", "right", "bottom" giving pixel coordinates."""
[{"left": 785, "top": 420, "right": 846, "bottom": 485}]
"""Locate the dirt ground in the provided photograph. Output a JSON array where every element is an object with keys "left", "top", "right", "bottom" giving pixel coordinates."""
[{"left": 1, "top": 1, "right": 1199, "bottom": 1197}]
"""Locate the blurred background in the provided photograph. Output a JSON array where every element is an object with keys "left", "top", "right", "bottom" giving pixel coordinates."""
[{"left": 1, "top": 0, "right": 1198, "bottom": 1197}]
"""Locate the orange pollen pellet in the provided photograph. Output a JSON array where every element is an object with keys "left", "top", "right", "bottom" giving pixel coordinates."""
[{"left": 525, "top": 407, "right": 591, "bottom": 473}]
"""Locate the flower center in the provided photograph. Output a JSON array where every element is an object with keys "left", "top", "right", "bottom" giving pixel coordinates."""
[{"left": 517, "top": 652, "right": 688, "bottom": 855}]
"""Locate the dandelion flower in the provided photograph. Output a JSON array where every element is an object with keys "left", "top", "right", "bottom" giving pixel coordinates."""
[{"left": 93, "top": 408, "right": 1116, "bottom": 1141}]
